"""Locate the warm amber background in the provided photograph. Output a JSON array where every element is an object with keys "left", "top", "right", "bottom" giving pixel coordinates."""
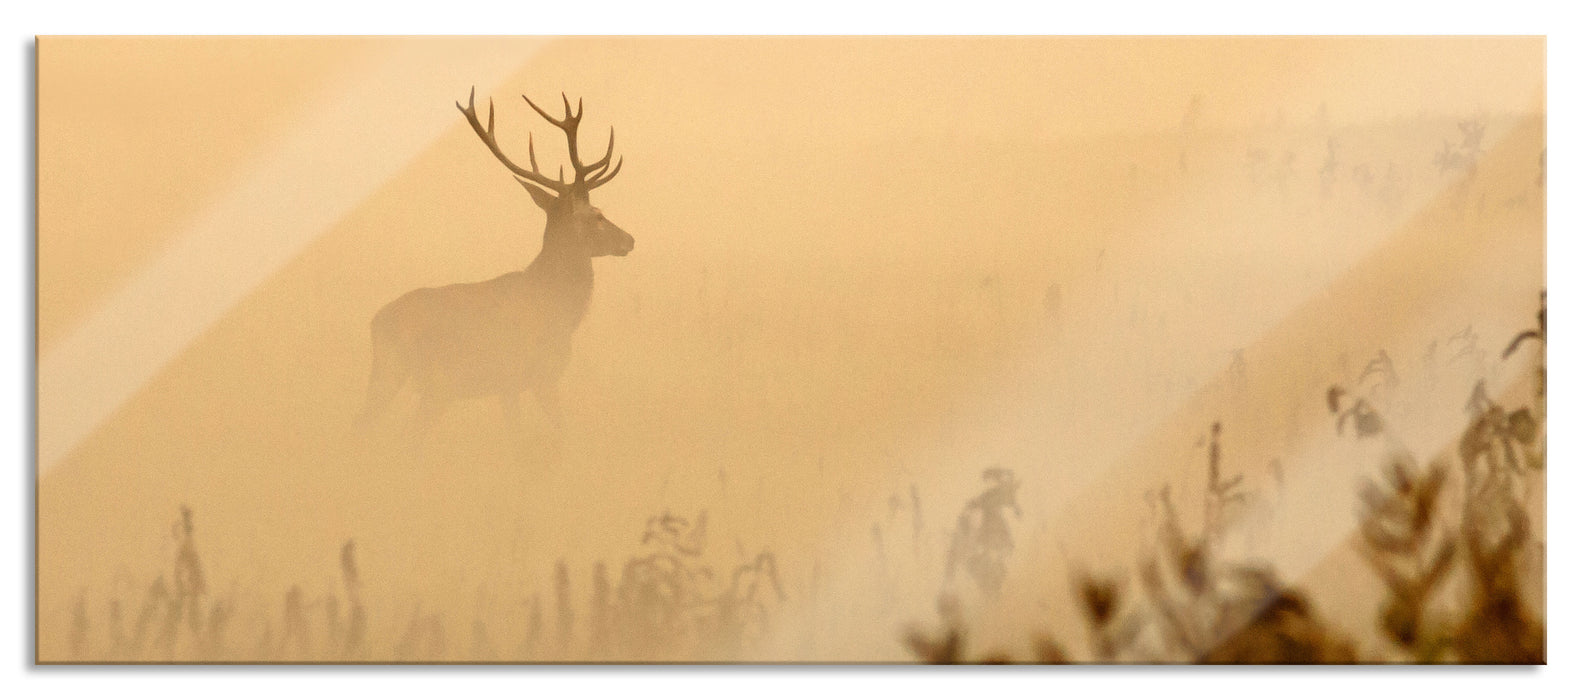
[{"left": 37, "top": 37, "right": 1544, "bottom": 661}]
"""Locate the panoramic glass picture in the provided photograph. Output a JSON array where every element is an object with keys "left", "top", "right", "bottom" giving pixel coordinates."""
[{"left": 36, "top": 36, "right": 1545, "bottom": 664}]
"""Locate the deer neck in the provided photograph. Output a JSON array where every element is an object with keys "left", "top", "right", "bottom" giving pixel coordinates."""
[
  {"left": 523, "top": 238, "right": 595, "bottom": 322},
  {"left": 527, "top": 244, "right": 593, "bottom": 280}
]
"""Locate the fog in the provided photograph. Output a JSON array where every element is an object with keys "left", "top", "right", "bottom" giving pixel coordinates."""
[{"left": 37, "top": 37, "right": 1544, "bottom": 662}]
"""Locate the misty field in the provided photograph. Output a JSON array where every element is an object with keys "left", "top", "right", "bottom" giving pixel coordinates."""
[{"left": 36, "top": 37, "right": 1544, "bottom": 664}]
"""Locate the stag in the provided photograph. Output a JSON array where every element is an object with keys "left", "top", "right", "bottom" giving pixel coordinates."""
[{"left": 362, "top": 88, "right": 633, "bottom": 436}]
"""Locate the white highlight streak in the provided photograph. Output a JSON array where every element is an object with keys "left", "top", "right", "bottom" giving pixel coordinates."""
[{"left": 38, "top": 41, "right": 537, "bottom": 474}]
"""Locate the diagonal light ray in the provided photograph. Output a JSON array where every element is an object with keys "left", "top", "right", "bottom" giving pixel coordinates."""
[
  {"left": 38, "top": 40, "right": 540, "bottom": 476},
  {"left": 760, "top": 105, "right": 1543, "bottom": 660}
]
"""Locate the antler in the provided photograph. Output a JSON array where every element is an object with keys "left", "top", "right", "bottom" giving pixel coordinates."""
[
  {"left": 522, "top": 92, "right": 623, "bottom": 192},
  {"left": 457, "top": 87, "right": 571, "bottom": 197},
  {"left": 456, "top": 87, "right": 623, "bottom": 199}
]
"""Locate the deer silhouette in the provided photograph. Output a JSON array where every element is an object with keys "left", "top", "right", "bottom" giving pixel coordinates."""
[{"left": 362, "top": 88, "right": 633, "bottom": 437}]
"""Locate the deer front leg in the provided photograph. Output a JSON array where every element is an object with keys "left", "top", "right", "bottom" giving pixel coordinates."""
[
  {"left": 500, "top": 390, "right": 541, "bottom": 466},
  {"left": 524, "top": 382, "right": 563, "bottom": 464}
]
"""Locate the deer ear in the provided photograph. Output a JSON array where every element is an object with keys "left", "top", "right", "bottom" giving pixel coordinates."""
[{"left": 517, "top": 179, "right": 560, "bottom": 212}]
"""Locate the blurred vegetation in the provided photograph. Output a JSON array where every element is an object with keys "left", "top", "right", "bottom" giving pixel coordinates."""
[
  {"left": 905, "top": 292, "right": 1545, "bottom": 664},
  {"left": 59, "top": 507, "right": 784, "bottom": 662}
]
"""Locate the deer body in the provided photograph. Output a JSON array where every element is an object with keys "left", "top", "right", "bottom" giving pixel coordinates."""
[{"left": 362, "top": 89, "right": 631, "bottom": 434}]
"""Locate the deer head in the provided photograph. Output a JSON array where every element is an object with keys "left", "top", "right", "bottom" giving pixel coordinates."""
[{"left": 458, "top": 88, "right": 634, "bottom": 258}]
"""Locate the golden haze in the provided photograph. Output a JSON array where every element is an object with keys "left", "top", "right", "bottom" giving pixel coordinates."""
[{"left": 37, "top": 37, "right": 1544, "bottom": 662}]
